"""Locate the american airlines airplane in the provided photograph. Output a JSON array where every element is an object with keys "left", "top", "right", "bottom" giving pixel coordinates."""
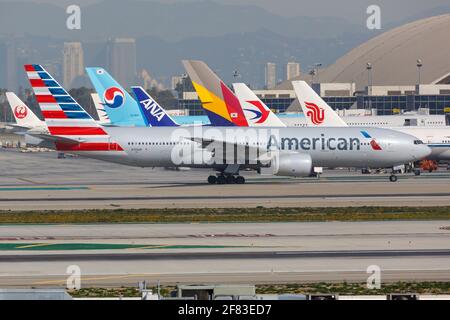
[
  {"left": 21, "top": 64, "right": 431, "bottom": 184},
  {"left": 292, "top": 81, "right": 450, "bottom": 162}
]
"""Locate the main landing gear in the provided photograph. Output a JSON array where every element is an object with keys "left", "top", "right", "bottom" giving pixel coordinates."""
[{"left": 207, "top": 174, "right": 246, "bottom": 184}]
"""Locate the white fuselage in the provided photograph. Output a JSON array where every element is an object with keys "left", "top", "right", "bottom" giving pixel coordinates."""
[{"left": 56, "top": 126, "right": 431, "bottom": 170}]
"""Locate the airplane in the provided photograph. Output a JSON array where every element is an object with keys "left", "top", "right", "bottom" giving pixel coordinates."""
[
  {"left": 23, "top": 64, "right": 431, "bottom": 184},
  {"left": 91, "top": 93, "right": 111, "bottom": 125},
  {"left": 292, "top": 80, "right": 450, "bottom": 162},
  {"left": 131, "top": 86, "right": 180, "bottom": 127},
  {"left": 86, "top": 67, "right": 147, "bottom": 126},
  {"left": 232, "top": 83, "right": 286, "bottom": 127}
]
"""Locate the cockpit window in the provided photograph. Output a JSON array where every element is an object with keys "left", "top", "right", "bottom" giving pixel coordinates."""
[{"left": 414, "top": 140, "right": 424, "bottom": 145}]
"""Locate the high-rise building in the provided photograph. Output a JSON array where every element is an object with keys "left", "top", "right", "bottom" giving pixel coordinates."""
[
  {"left": 0, "top": 40, "right": 18, "bottom": 92},
  {"left": 63, "top": 42, "right": 84, "bottom": 89},
  {"left": 171, "top": 75, "right": 183, "bottom": 91},
  {"left": 265, "top": 62, "right": 276, "bottom": 89},
  {"left": 107, "top": 38, "right": 137, "bottom": 87},
  {"left": 286, "top": 62, "right": 300, "bottom": 80}
]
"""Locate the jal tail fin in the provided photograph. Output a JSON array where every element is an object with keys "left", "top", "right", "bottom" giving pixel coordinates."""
[
  {"left": 6, "top": 92, "right": 45, "bottom": 129},
  {"left": 91, "top": 93, "right": 111, "bottom": 125},
  {"left": 24, "top": 64, "right": 123, "bottom": 152},
  {"left": 182, "top": 60, "right": 248, "bottom": 127},
  {"left": 232, "top": 83, "right": 286, "bottom": 127},
  {"left": 86, "top": 67, "right": 147, "bottom": 127},
  {"left": 131, "top": 86, "right": 179, "bottom": 127},
  {"left": 292, "top": 81, "right": 348, "bottom": 127}
]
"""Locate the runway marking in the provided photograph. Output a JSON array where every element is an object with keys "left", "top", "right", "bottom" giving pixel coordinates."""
[
  {"left": 0, "top": 243, "right": 243, "bottom": 251},
  {"left": 15, "top": 243, "right": 56, "bottom": 249},
  {"left": 32, "top": 274, "right": 151, "bottom": 285},
  {"left": 0, "top": 187, "right": 89, "bottom": 191}
]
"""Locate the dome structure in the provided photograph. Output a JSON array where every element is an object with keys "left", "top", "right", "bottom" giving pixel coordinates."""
[{"left": 277, "top": 14, "right": 450, "bottom": 90}]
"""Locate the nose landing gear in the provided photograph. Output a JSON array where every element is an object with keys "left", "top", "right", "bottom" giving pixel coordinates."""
[{"left": 389, "top": 174, "right": 398, "bottom": 182}]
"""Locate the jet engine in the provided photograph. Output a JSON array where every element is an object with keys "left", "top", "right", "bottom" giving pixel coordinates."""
[{"left": 271, "top": 153, "right": 313, "bottom": 177}]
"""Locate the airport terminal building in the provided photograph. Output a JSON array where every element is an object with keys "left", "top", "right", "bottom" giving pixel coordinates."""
[{"left": 181, "top": 14, "right": 450, "bottom": 118}]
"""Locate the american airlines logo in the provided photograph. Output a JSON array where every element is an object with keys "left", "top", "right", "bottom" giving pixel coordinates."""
[
  {"left": 142, "top": 98, "right": 165, "bottom": 122},
  {"left": 305, "top": 101, "right": 325, "bottom": 125}
]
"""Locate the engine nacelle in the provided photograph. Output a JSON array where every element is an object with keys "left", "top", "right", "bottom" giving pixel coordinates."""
[{"left": 271, "top": 153, "right": 313, "bottom": 177}]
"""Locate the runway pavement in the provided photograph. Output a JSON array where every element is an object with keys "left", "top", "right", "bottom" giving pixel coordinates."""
[
  {"left": 0, "top": 221, "right": 449, "bottom": 287},
  {"left": 1, "top": 149, "right": 450, "bottom": 209}
]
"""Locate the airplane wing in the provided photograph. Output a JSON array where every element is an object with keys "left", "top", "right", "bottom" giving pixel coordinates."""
[
  {"left": 185, "top": 136, "right": 279, "bottom": 164},
  {"left": 27, "top": 132, "right": 86, "bottom": 145}
]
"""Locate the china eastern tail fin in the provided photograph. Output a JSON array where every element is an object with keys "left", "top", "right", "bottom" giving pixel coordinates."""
[
  {"left": 232, "top": 83, "right": 285, "bottom": 127},
  {"left": 6, "top": 92, "right": 45, "bottom": 129},
  {"left": 91, "top": 93, "right": 111, "bottom": 125},
  {"left": 131, "top": 86, "right": 179, "bottom": 127},
  {"left": 24, "top": 64, "right": 123, "bottom": 152},
  {"left": 292, "top": 81, "right": 347, "bottom": 127},
  {"left": 182, "top": 60, "right": 248, "bottom": 127},
  {"left": 86, "top": 67, "right": 146, "bottom": 127}
]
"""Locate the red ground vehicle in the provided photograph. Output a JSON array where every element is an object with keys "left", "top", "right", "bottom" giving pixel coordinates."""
[{"left": 420, "top": 160, "right": 439, "bottom": 173}]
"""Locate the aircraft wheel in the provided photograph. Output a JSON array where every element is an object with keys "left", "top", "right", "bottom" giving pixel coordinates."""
[
  {"left": 226, "top": 175, "right": 236, "bottom": 184},
  {"left": 236, "top": 176, "right": 246, "bottom": 184},
  {"left": 389, "top": 175, "right": 398, "bottom": 182},
  {"left": 208, "top": 175, "right": 217, "bottom": 184},
  {"left": 414, "top": 169, "right": 421, "bottom": 176},
  {"left": 217, "top": 175, "right": 227, "bottom": 185}
]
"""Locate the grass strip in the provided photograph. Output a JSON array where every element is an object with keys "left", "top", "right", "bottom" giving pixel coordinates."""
[
  {"left": 69, "top": 281, "right": 450, "bottom": 297},
  {"left": 0, "top": 206, "right": 449, "bottom": 224}
]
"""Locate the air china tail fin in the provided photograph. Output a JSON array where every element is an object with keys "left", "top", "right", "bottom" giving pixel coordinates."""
[
  {"left": 182, "top": 60, "right": 248, "bottom": 127},
  {"left": 292, "top": 81, "right": 347, "bottom": 127},
  {"left": 91, "top": 93, "right": 111, "bottom": 125},
  {"left": 232, "top": 83, "right": 285, "bottom": 127},
  {"left": 24, "top": 64, "right": 123, "bottom": 152},
  {"left": 86, "top": 67, "right": 146, "bottom": 127},
  {"left": 131, "top": 87, "right": 179, "bottom": 127},
  {"left": 6, "top": 92, "right": 45, "bottom": 129}
]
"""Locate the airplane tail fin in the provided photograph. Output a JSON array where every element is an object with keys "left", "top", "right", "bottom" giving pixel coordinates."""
[
  {"left": 182, "top": 60, "right": 248, "bottom": 127},
  {"left": 86, "top": 67, "right": 146, "bottom": 127},
  {"left": 91, "top": 93, "right": 111, "bottom": 125},
  {"left": 6, "top": 92, "right": 44, "bottom": 129},
  {"left": 24, "top": 64, "right": 123, "bottom": 152},
  {"left": 292, "top": 81, "right": 348, "bottom": 127},
  {"left": 131, "top": 86, "right": 179, "bottom": 127},
  {"left": 232, "top": 83, "right": 285, "bottom": 127}
]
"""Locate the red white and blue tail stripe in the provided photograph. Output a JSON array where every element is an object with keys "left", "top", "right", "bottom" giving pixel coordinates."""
[{"left": 24, "top": 64, "right": 123, "bottom": 152}]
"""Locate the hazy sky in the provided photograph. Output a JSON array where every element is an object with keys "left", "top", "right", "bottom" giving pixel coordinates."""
[{"left": 1, "top": 0, "right": 449, "bottom": 24}]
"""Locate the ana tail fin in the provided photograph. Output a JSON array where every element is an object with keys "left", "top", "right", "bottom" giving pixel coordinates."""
[{"left": 131, "top": 87, "right": 179, "bottom": 127}]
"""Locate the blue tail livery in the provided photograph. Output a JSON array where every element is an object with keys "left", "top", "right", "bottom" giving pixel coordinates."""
[{"left": 131, "top": 87, "right": 179, "bottom": 127}]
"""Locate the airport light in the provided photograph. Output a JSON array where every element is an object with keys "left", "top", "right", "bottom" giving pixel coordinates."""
[
  {"left": 366, "top": 62, "right": 373, "bottom": 96},
  {"left": 308, "top": 68, "right": 316, "bottom": 83},
  {"left": 314, "top": 63, "right": 322, "bottom": 83},
  {"left": 416, "top": 59, "right": 423, "bottom": 86}
]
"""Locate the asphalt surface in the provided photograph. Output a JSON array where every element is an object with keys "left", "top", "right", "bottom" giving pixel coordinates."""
[
  {"left": 0, "top": 221, "right": 449, "bottom": 287},
  {"left": 1, "top": 149, "right": 450, "bottom": 209}
]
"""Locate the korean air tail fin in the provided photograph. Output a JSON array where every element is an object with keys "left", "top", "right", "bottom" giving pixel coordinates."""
[
  {"left": 232, "top": 83, "right": 285, "bottom": 127},
  {"left": 182, "top": 60, "right": 248, "bottom": 127},
  {"left": 6, "top": 92, "right": 44, "bottom": 129},
  {"left": 131, "top": 87, "right": 179, "bottom": 127},
  {"left": 86, "top": 67, "right": 146, "bottom": 127},
  {"left": 24, "top": 64, "right": 123, "bottom": 152},
  {"left": 292, "top": 81, "right": 347, "bottom": 127}
]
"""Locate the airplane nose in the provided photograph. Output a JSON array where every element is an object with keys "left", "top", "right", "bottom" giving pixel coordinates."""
[{"left": 413, "top": 145, "right": 432, "bottom": 160}]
